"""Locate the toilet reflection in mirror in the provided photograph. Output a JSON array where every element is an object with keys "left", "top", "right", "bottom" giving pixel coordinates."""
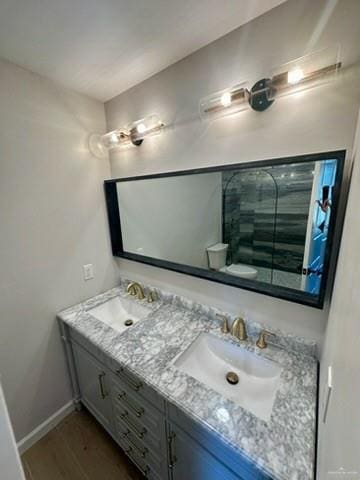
[
  {"left": 107, "top": 152, "right": 344, "bottom": 307},
  {"left": 206, "top": 243, "right": 258, "bottom": 280}
]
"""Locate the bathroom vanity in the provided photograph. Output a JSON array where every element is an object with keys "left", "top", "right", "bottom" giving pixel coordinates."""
[{"left": 58, "top": 279, "right": 318, "bottom": 480}]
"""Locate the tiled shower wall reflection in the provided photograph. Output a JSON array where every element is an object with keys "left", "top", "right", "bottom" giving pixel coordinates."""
[{"left": 222, "top": 163, "right": 314, "bottom": 274}]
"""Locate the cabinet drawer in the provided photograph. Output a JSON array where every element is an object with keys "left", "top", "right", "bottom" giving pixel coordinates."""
[
  {"left": 112, "top": 378, "right": 163, "bottom": 434},
  {"left": 114, "top": 407, "right": 167, "bottom": 479},
  {"left": 113, "top": 400, "right": 164, "bottom": 456},
  {"left": 116, "top": 418, "right": 165, "bottom": 479},
  {"left": 117, "top": 434, "right": 162, "bottom": 480},
  {"left": 110, "top": 361, "right": 165, "bottom": 412},
  {"left": 111, "top": 373, "right": 168, "bottom": 478}
]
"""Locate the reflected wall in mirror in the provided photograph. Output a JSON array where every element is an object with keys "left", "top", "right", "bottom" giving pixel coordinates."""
[{"left": 105, "top": 151, "right": 345, "bottom": 308}]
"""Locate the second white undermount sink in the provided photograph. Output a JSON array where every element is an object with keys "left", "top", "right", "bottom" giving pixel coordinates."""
[
  {"left": 88, "top": 296, "right": 151, "bottom": 333},
  {"left": 173, "top": 333, "right": 282, "bottom": 422}
]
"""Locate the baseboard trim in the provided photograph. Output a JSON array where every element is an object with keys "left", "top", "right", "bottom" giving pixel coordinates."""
[{"left": 17, "top": 400, "right": 75, "bottom": 454}]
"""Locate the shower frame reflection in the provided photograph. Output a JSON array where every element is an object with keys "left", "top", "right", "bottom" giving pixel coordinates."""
[{"left": 222, "top": 169, "right": 279, "bottom": 286}]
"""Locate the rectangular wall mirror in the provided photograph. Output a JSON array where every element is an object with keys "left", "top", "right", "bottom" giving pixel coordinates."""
[{"left": 105, "top": 151, "right": 345, "bottom": 308}]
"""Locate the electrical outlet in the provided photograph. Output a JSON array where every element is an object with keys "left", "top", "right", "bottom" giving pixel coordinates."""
[{"left": 83, "top": 264, "right": 94, "bottom": 281}]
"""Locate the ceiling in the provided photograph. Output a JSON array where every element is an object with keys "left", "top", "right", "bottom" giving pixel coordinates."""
[{"left": 0, "top": 0, "right": 287, "bottom": 102}]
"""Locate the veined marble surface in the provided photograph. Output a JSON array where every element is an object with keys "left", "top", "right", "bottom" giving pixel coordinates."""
[{"left": 58, "top": 279, "right": 318, "bottom": 480}]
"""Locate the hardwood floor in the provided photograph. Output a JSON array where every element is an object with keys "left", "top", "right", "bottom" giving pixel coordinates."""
[{"left": 21, "top": 409, "right": 144, "bottom": 480}]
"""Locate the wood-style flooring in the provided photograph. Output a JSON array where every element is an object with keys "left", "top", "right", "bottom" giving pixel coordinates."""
[{"left": 21, "top": 409, "right": 144, "bottom": 480}]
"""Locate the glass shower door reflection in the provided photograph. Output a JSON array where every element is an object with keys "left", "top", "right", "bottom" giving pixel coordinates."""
[{"left": 222, "top": 169, "right": 277, "bottom": 284}]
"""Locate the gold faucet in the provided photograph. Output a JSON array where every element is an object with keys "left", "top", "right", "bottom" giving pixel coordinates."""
[
  {"left": 256, "top": 330, "right": 275, "bottom": 349},
  {"left": 216, "top": 314, "right": 230, "bottom": 334},
  {"left": 231, "top": 317, "right": 247, "bottom": 341},
  {"left": 126, "top": 281, "right": 145, "bottom": 300}
]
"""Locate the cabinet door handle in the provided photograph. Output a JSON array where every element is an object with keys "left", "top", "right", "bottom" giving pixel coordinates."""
[
  {"left": 119, "top": 410, "right": 147, "bottom": 439},
  {"left": 124, "top": 447, "right": 150, "bottom": 477},
  {"left": 118, "top": 391, "right": 144, "bottom": 417},
  {"left": 116, "top": 367, "right": 142, "bottom": 392},
  {"left": 168, "top": 431, "right": 177, "bottom": 468},
  {"left": 98, "top": 372, "right": 107, "bottom": 399},
  {"left": 122, "top": 430, "right": 148, "bottom": 458}
]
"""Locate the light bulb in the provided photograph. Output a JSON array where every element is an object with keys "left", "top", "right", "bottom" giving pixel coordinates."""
[
  {"left": 288, "top": 68, "right": 305, "bottom": 85},
  {"left": 220, "top": 91, "right": 232, "bottom": 107},
  {"left": 136, "top": 123, "right": 147, "bottom": 134}
]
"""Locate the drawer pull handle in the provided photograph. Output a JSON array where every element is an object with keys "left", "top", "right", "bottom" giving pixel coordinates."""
[
  {"left": 124, "top": 447, "right": 150, "bottom": 477},
  {"left": 98, "top": 372, "right": 107, "bottom": 399},
  {"left": 168, "top": 431, "right": 177, "bottom": 468},
  {"left": 118, "top": 392, "right": 144, "bottom": 418},
  {"left": 116, "top": 367, "right": 142, "bottom": 392},
  {"left": 119, "top": 411, "right": 147, "bottom": 439},
  {"left": 122, "top": 430, "right": 148, "bottom": 458},
  {"left": 121, "top": 428, "right": 130, "bottom": 438}
]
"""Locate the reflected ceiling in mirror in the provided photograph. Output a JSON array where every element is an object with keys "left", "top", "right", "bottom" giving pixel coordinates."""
[{"left": 105, "top": 151, "right": 345, "bottom": 308}]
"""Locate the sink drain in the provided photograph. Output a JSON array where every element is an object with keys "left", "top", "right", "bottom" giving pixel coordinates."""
[
  {"left": 226, "top": 372, "right": 239, "bottom": 385},
  {"left": 124, "top": 319, "right": 134, "bottom": 327}
]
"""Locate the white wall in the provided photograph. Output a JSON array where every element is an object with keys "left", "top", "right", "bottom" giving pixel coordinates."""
[
  {"left": 118, "top": 172, "right": 222, "bottom": 268},
  {"left": 0, "top": 58, "right": 118, "bottom": 441},
  {"left": 317, "top": 110, "right": 360, "bottom": 478},
  {"left": 106, "top": 0, "right": 360, "bottom": 345},
  {"left": 0, "top": 380, "right": 25, "bottom": 479}
]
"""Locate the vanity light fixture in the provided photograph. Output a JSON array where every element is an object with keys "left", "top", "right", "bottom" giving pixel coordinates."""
[
  {"left": 89, "top": 114, "right": 164, "bottom": 158},
  {"left": 200, "top": 82, "right": 250, "bottom": 120},
  {"left": 200, "top": 46, "right": 341, "bottom": 118},
  {"left": 268, "top": 46, "right": 341, "bottom": 103}
]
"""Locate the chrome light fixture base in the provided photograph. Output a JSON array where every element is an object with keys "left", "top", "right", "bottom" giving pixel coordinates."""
[{"left": 249, "top": 78, "right": 274, "bottom": 112}]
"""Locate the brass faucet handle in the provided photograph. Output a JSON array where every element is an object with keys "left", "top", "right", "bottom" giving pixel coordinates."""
[
  {"left": 216, "top": 314, "right": 230, "bottom": 334},
  {"left": 256, "top": 330, "right": 275, "bottom": 349},
  {"left": 147, "top": 290, "right": 158, "bottom": 303}
]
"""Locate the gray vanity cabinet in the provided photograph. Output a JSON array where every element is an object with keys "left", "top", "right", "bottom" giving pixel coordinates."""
[
  {"left": 71, "top": 342, "right": 113, "bottom": 433},
  {"left": 66, "top": 327, "right": 168, "bottom": 480},
  {"left": 63, "top": 324, "right": 270, "bottom": 480}
]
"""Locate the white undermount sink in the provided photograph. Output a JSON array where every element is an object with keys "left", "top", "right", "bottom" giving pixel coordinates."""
[
  {"left": 88, "top": 296, "right": 151, "bottom": 333},
  {"left": 173, "top": 333, "right": 282, "bottom": 422}
]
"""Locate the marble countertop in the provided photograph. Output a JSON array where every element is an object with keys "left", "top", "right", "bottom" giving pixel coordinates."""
[{"left": 58, "top": 280, "right": 318, "bottom": 480}]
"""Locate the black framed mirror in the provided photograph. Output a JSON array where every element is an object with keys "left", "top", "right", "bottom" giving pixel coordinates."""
[{"left": 104, "top": 150, "right": 345, "bottom": 308}]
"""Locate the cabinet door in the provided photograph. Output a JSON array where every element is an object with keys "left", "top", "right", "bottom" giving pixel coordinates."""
[
  {"left": 72, "top": 342, "right": 113, "bottom": 431},
  {"left": 170, "top": 423, "right": 242, "bottom": 480}
]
